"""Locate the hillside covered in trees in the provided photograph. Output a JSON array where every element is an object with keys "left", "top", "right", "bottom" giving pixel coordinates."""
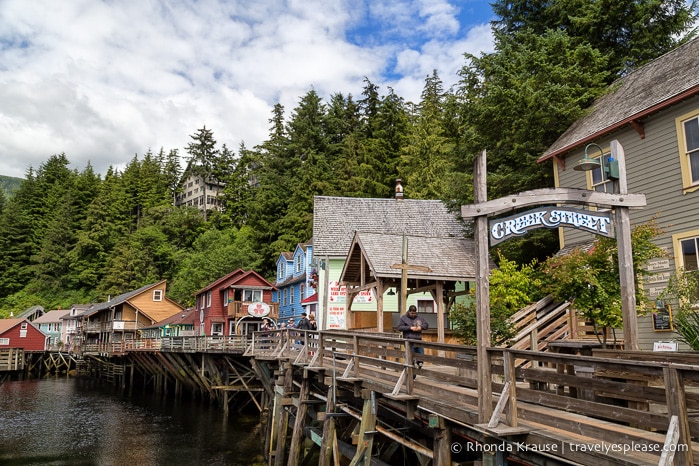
[{"left": 0, "top": 0, "right": 695, "bottom": 315}]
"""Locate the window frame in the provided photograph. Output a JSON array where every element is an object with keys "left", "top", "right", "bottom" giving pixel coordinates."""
[
  {"left": 582, "top": 147, "right": 614, "bottom": 193},
  {"left": 676, "top": 110, "right": 699, "bottom": 193},
  {"left": 153, "top": 290, "right": 163, "bottom": 302},
  {"left": 672, "top": 229, "right": 699, "bottom": 303},
  {"left": 243, "top": 289, "right": 262, "bottom": 303},
  {"left": 416, "top": 299, "right": 436, "bottom": 314}
]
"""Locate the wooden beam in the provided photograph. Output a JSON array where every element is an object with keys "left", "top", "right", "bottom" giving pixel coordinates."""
[
  {"left": 611, "top": 141, "right": 639, "bottom": 351},
  {"left": 460, "top": 187, "right": 646, "bottom": 218},
  {"left": 474, "top": 149, "right": 493, "bottom": 424}
]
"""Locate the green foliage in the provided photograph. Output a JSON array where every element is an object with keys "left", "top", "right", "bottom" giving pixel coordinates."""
[
  {"left": 450, "top": 254, "right": 542, "bottom": 345},
  {"left": 542, "top": 220, "right": 665, "bottom": 346},
  {"left": 1, "top": 0, "right": 695, "bottom": 316},
  {"left": 660, "top": 268, "right": 699, "bottom": 349},
  {"left": 491, "top": 0, "right": 698, "bottom": 77},
  {"left": 168, "top": 227, "right": 262, "bottom": 306},
  {"left": 0, "top": 174, "right": 23, "bottom": 199}
]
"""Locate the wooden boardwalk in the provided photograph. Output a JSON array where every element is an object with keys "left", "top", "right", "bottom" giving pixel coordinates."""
[
  {"left": 245, "top": 329, "right": 698, "bottom": 465},
  {"left": 26, "top": 330, "right": 697, "bottom": 465}
]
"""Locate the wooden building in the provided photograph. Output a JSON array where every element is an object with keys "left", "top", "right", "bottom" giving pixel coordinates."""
[
  {"left": 0, "top": 318, "right": 48, "bottom": 351},
  {"left": 195, "top": 269, "right": 277, "bottom": 337},
  {"left": 340, "top": 232, "right": 485, "bottom": 343},
  {"left": 312, "top": 193, "right": 467, "bottom": 330},
  {"left": 141, "top": 308, "right": 197, "bottom": 339},
  {"left": 274, "top": 241, "right": 315, "bottom": 321},
  {"left": 79, "top": 280, "right": 183, "bottom": 354},
  {"left": 537, "top": 37, "right": 699, "bottom": 350},
  {"left": 32, "top": 310, "right": 70, "bottom": 350}
]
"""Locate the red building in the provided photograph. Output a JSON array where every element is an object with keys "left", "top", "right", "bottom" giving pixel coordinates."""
[
  {"left": 0, "top": 318, "right": 48, "bottom": 351},
  {"left": 195, "top": 269, "right": 278, "bottom": 336}
]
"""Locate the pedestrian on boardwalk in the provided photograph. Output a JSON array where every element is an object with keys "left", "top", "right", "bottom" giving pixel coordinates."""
[
  {"left": 397, "top": 305, "right": 428, "bottom": 368},
  {"left": 296, "top": 312, "right": 312, "bottom": 330}
]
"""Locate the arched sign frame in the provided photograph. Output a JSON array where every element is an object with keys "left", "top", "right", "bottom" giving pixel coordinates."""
[{"left": 459, "top": 140, "right": 646, "bottom": 424}]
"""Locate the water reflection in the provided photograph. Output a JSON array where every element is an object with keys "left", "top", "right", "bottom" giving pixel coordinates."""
[{"left": 0, "top": 378, "right": 265, "bottom": 466}]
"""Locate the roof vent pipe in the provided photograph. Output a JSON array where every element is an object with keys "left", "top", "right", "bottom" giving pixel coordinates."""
[{"left": 395, "top": 179, "right": 404, "bottom": 200}]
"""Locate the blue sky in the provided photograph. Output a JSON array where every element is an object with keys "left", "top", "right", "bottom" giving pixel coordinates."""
[{"left": 0, "top": 0, "right": 495, "bottom": 178}]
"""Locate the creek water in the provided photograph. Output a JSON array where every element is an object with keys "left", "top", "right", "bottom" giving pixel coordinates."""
[{"left": 0, "top": 377, "right": 265, "bottom": 466}]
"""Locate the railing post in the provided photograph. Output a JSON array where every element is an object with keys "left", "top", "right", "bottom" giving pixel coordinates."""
[
  {"left": 504, "top": 350, "right": 518, "bottom": 427},
  {"left": 353, "top": 335, "right": 360, "bottom": 378},
  {"left": 664, "top": 366, "right": 694, "bottom": 465}
]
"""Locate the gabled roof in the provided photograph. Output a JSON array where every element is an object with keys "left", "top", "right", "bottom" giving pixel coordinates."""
[
  {"left": 16, "top": 305, "right": 44, "bottom": 320},
  {"left": 197, "top": 269, "right": 276, "bottom": 295},
  {"left": 301, "top": 293, "right": 318, "bottom": 305},
  {"left": 0, "top": 318, "right": 26, "bottom": 334},
  {"left": 142, "top": 308, "right": 198, "bottom": 329},
  {"left": 313, "top": 196, "right": 465, "bottom": 257},
  {"left": 341, "top": 232, "right": 486, "bottom": 283},
  {"left": 32, "top": 310, "right": 70, "bottom": 324},
  {"left": 195, "top": 269, "right": 246, "bottom": 295},
  {"left": 81, "top": 281, "right": 166, "bottom": 317},
  {"left": 278, "top": 251, "right": 293, "bottom": 262},
  {"left": 221, "top": 270, "right": 275, "bottom": 290},
  {"left": 539, "top": 37, "right": 699, "bottom": 162},
  {"left": 275, "top": 272, "right": 307, "bottom": 288}
]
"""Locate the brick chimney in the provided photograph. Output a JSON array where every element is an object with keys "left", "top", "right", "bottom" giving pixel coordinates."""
[{"left": 395, "top": 179, "right": 404, "bottom": 200}]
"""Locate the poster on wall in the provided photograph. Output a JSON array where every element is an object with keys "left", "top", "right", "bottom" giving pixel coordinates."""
[
  {"left": 326, "top": 281, "right": 374, "bottom": 329},
  {"left": 327, "top": 305, "right": 346, "bottom": 329}
]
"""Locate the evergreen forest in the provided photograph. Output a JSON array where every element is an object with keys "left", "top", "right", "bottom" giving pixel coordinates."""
[{"left": 0, "top": 0, "right": 696, "bottom": 315}]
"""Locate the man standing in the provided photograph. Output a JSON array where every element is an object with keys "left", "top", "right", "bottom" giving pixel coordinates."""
[
  {"left": 296, "top": 312, "right": 312, "bottom": 330},
  {"left": 397, "top": 305, "right": 428, "bottom": 367}
]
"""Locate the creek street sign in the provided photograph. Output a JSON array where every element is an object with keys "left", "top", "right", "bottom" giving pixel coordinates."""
[{"left": 489, "top": 206, "right": 614, "bottom": 246}]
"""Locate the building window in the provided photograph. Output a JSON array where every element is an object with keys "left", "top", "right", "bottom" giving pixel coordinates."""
[
  {"left": 673, "top": 230, "right": 699, "bottom": 301},
  {"left": 0, "top": 338, "right": 8, "bottom": 345},
  {"left": 681, "top": 236, "right": 699, "bottom": 272},
  {"left": 283, "top": 289, "right": 288, "bottom": 306},
  {"left": 417, "top": 300, "right": 436, "bottom": 314},
  {"left": 300, "top": 283, "right": 305, "bottom": 300},
  {"left": 677, "top": 111, "right": 699, "bottom": 192},
  {"left": 585, "top": 147, "right": 614, "bottom": 193},
  {"left": 21, "top": 322, "right": 27, "bottom": 330},
  {"left": 278, "top": 262, "right": 284, "bottom": 280},
  {"left": 290, "top": 286, "right": 294, "bottom": 304},
  {"left": 223, "top": 289, "right": 229, "bottom": 304},
  {"left": 153, "top": 290, "right": 163, "bottom": 302},
  {"left": 206, "top": 291, "right": 212, "bottom": 308},
  {"left": 295, "top": 255, "right": 303, "bottom": 273},
  {"left": 211, "top": 323, "right": 223, "bottom": 336},
  {"left": 243, "top": 289, "right": 262, "bottom": 302}
]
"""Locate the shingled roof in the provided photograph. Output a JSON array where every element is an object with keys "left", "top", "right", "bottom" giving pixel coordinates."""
[
  {"left": 313, "top": 196, "right": 466, "bottom": 257},
  {"left": 539, "top": 37, "right": 699, "bottom": 162},
  {"left": 342, "top": 232, "right": 482, "bottom": 283}
]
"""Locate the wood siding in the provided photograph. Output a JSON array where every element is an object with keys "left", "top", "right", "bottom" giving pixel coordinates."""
[
  {"left": 0, "top": 322, "right": 47, "bottom": 351},
  {"left": 555, "top": 96, "right": 699, "bottom": 350},
  {"left": 129, "top": 282, "right": 182, "bottom": 323}
]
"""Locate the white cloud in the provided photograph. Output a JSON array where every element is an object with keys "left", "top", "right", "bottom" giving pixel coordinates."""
[{"left": 0, "top": 0, "right": 494, "bottom": 178}]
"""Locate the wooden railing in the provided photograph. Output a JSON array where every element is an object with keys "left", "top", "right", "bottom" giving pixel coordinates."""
[
  {"left": 508, "top": 295, "right": 572, "bottom": 352},
  {"left": 122, "top": 335, "right": 248, "bottom": 353},
  {"left": 246, "top": 329, "right": 698, "bottom": 465},
  {"left": 0, "top": 348, "right": 24, "bottom": 371},
  {"left": 227, "top": 301, "right": 280, "bottom": 320}
]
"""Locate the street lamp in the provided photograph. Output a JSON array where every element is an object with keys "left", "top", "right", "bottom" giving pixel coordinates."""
[
  {"left": 573, "top": 143, "right": 619, "bottom": 180},
  {"left": 572, "top": 140, "right": 639, "bottom": 350}
]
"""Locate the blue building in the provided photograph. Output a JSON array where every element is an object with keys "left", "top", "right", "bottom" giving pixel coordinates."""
[{"left": 274, "top": 241, "right": 315, "bottom": 320}]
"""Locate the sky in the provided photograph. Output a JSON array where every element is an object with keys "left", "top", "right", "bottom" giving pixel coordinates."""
[{"left": 0, "top": 0, "right": 495, "bottom": 179}]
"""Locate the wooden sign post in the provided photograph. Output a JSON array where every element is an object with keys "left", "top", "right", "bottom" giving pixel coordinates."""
[
  {"left": 461, "top": 141, "right": 646, "bottom": 425},
  {"left": 391, "top": 235, "right": 431, "bottom": 317}
]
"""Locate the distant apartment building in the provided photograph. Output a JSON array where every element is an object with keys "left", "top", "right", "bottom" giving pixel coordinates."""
[{"left": 174, "top": 173, "right": 225, "bottom": 214}]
